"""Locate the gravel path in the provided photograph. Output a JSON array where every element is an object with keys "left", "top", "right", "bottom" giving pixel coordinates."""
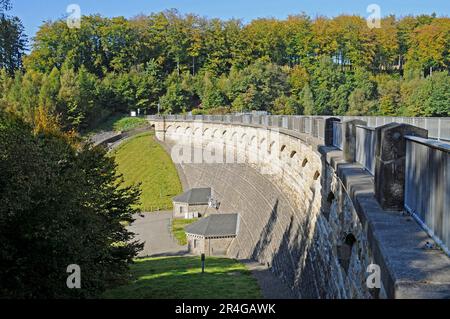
[
  {"left": 129, "top": 211, "right": 188, "bottom": 257},
  {"left": 241, "top": 260, "right": 297, "bottom": 299}
]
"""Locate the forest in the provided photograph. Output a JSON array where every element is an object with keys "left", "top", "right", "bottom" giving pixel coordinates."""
[{"left": 1, "top": 4, "right": 450, "bottom": 132}]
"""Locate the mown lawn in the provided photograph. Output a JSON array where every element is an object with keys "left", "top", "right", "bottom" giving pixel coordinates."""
[
  {"left": 111, "top": 132, "right": 182, "bottom": 211},
  {"left": 172, "top": 218, "right": 198, "bottom": 245},
  {"left": 87, "top": 114, "right": 148, "bottom": 135},
  {"left": 102, "top": 256, "right": 261, "bottom": 299},
  {"left": 113, "top": 116, "right": 148, "bottom": 132}
]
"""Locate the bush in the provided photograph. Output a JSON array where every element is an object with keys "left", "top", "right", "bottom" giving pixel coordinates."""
[{"left": 191, "top": 108, "right": 207, "bottom": 115}]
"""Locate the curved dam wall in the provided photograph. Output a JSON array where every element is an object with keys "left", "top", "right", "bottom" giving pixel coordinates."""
[{"left": 149, "top": 118, "right": 450, "bottom": 299}]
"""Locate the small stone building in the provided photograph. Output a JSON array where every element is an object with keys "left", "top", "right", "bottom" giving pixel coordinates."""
[
  {"left": 185, "top": 214, "right": 239, "bottom": 256},
  {"left": 172, "top": 187, "right": 213, "bottom": 219}
]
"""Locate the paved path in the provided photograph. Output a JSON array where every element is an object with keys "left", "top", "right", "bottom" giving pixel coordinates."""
[
  {"left": 129, "top": 211, "right": 188, "bottom": 257},
  {"left": 89, "top": 131, "right": 121, "bottom": 146},
  {"left": 241, "top": 260, "right": 297, "bottom": 299}
]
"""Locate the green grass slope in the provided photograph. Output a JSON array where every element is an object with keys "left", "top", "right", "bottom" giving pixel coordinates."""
[
  {"left": 112, "top": 132, "right": 182, "bottom": 211},
  {"left": 113, "top": 117, "right": 148, "bottom": 132},
  {"left": 103, "top": 256, "right": 261, "bottom": 299},
  {"left": 86, "top": 114, "right": 148, "bottom": 136},
  {"left": 172, "top": 218, "right": 198, "bottom": 245}
]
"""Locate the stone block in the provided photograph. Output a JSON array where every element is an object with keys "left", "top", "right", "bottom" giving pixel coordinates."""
[
  {"left": 312, "top": 117, "right": 324, "bottom": 138},
  {"left": 325, "top": 117, "right": 341, "bottom": 146},
  {"left": 374, "top": 123, "right": 428, "bottom": 211},
  {"left": 342, "top": 119, "right": 367, "bottom": 162}
]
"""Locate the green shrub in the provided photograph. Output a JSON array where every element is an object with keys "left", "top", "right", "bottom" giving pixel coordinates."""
[{"left": 112, "top": 132, "right": 183, "bottom": 211}]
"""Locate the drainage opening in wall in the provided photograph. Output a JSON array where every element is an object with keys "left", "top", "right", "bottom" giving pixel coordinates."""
[
  {"left": 337, "top": 233, "right": 357, "bottom": 274},
  {"left": 313, "top": 171, "right": 320, "bottom": 180},
  {"left": 268, "top": 141, "right": 275, "bottom": 154},
  {"left": 323, "top": 191, "right": 335, "bottom": 220},
  {"left": 302, "top": 158, "right": 308, "bottom": 167},
  {"left": 345, "top": 233, "right": 356, "bottom": 246},
  {"left": 327, "top": 192, "right": 335, "bottom": 204}
]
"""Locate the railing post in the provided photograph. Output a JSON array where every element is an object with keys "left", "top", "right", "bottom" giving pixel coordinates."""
[
  {"left": 325, "top": 117, "right": 340, "bottom": 146},
  {"left": 292, "top": 116, "right": 300, "bottom": 132},
  {"left": 374, "top": 123, "right": 428, "bottom": 211},
  {"left": 342, "top": 119, "right": 367, "bottom": 162},
  {"left": 281, "top": 116, "right": 289, "bottom": 129},
  {"left": 306, "top": 117, "right": 313, "bottom": 134},
  {"left": 438, "top": 118, "right": 441, "bottom": 141},
  {"left": 299, "top": 117, "right": 305, "bottom": 133}
]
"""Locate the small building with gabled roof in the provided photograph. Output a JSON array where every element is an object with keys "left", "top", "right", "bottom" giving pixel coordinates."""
[
  {"left": 172, "top": 187, "right": 214, "bottom": 219},
  {"left": 185, "top": 213, "right": 239, "bottom": 256}
]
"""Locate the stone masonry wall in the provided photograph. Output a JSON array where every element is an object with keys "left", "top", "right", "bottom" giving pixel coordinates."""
[
  {"left": 205, "top": 237, "right": 234, "bottom": 256},
  {"left": 173, "top": 203, "right": 212, "bottom": 219}
]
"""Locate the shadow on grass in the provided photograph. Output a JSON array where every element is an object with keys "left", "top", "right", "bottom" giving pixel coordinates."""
[
  {"left": 102, "top": 256, "right": 262, "bottom": 299},
  {"left": 146, "top": 251, "right": 190, "bottom": 258}
]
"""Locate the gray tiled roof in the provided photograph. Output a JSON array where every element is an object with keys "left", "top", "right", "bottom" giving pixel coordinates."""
[
  {"left": 172, "top": 188, "right": 211, "bottom": 205},
  {"left": 185, "top": 214, "right": 239, "bottom": 238}
]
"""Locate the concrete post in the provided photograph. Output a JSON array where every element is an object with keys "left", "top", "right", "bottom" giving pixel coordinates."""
[
  {"left": 325, "top": 117, "right": 341, "bottom": 146},
  {"left": 342, "top": 119, "right": 367, "bottom": 162},
  {"left": 299, "top": 117, "right": 305, "bottom": 133},
  {"left": 312, "top": 117, "right": 324, "bottom": 138},
  {"left": 374, "top": 123, "right": 428, "bottom": 211}
]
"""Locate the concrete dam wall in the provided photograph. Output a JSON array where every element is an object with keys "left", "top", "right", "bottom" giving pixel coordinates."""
[{"left": 149, "top": 117, "right": 450, "bottom": 299}]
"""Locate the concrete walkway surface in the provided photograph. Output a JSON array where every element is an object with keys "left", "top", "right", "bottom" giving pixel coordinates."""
[
  {"left": 241, "top": 259, "right": 297, "bottom": 299},
  {"left": 129, "top": 211, "right": 187, "bottom": 258}
]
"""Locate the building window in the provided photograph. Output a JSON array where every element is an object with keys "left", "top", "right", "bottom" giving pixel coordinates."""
[
  {"left": 179, "top": 206, "right": 183, "bottom": 214},
  {"left": 194, "top": 239, "right": 197, "bottom": 248}
]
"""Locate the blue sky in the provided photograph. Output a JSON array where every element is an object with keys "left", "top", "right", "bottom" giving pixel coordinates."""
[{"left": 9, "top": 0, "right": 450, "bottom": 39}]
